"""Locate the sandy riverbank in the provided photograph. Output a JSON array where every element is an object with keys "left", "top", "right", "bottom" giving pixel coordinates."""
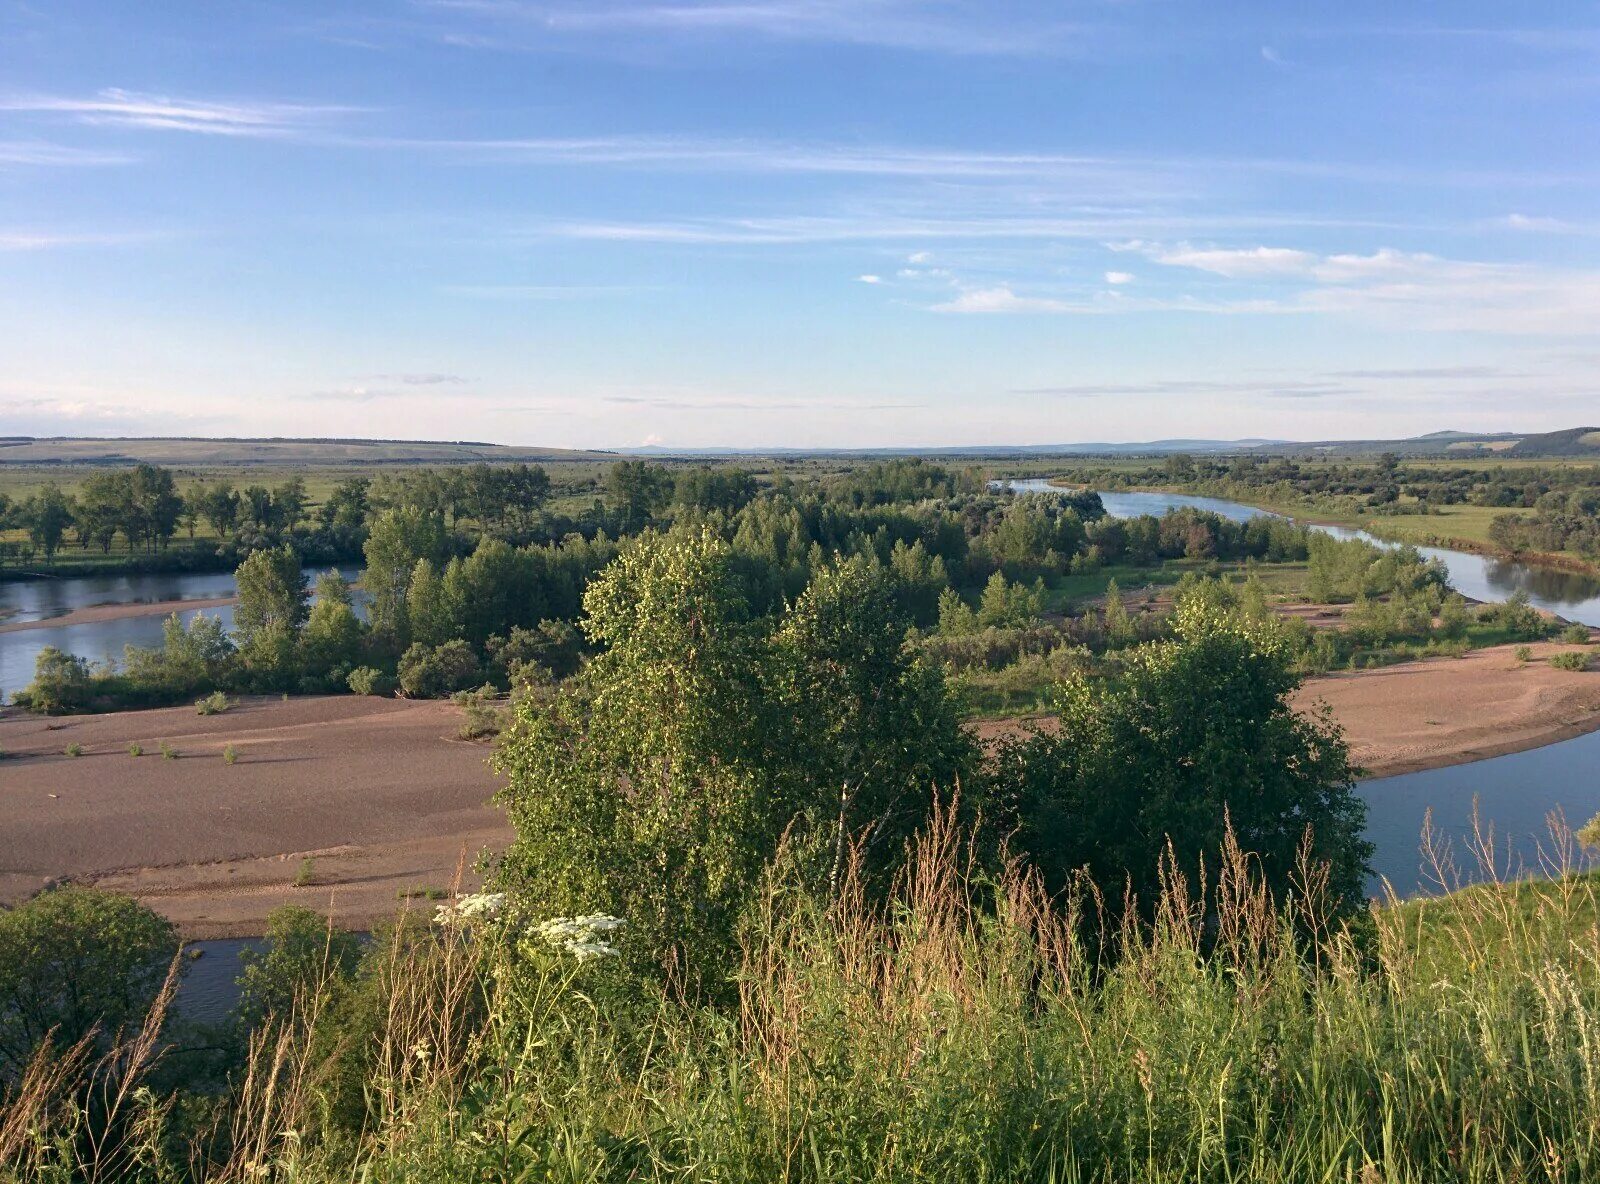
[
  {"left": 0, "top": 595, "right": 238, "bottom": 633},
  {"left": 2, "top": 640, "right": 1596, "bottom": 936},
  {"left": 1292, "top": 641, "right": 1600, "bottom": 778},
  {"left": 0, "top": 695, "right": 506, "bottom": 937}
]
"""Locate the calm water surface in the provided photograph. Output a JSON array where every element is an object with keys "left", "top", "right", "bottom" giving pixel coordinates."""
[{"left": 0, "top": 567, "right": 362, "bottom": 698}]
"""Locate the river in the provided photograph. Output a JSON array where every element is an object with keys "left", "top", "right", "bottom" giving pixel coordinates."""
[
  {"left": 0, "top": 567, "right": 362, "bottom": 699},
  {"left": 1004, "top": 480, "right": 1600, "bottom": 628},
  {"left": 9, "top": 499, "right": 1600, "bottom": 1020}
]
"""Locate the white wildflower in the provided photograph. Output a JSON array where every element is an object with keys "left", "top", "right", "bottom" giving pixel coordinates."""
[{"left": 533, "top": 914, "right": 627, "bottom": 960}]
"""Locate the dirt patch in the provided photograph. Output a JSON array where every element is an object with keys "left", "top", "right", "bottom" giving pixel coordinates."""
[
  {"left": 1293, "top": 642, "right": 1600, "bottom": 778},
  {"left": 0, "top": 596, "right": 238, "bottom": 633},
  {"left": 0, "top": 695, "right": 506, "bottom": 937}
]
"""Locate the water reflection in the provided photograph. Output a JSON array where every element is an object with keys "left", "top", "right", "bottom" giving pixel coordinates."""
[{"left": 999, "top": 479, "right": 1600, "bottom": 626}]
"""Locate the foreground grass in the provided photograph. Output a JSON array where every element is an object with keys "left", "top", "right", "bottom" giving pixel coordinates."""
[{"left": 13, "top": 820, "right": 1600, "bottom": 1182}]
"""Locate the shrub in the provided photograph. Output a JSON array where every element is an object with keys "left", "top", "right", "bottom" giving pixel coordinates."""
[
  {"left": 160, "top": 741, "right": 178, "bottom": 760},
  {"left": 1515, "top": 645, "right": 1534, "bottom": 665},
  {"left": 293, "top": 857, "right": 317, "bottom": 887},
  {"left": 223, "top": 744, "right": 239, "bottom": 765},
  {"left": 127, "top": 742, "right": 143, "bottom": 758},
  {"left": 1563, "top": 623, "right": 1593, "bottom": 644},
  {"left": 1551, "top": 650, "right": 1590, "bottom": 672},
  {"left": 397, "top": 640, "right": 481, "bottom": 699},
  {"left": 0, "top": 887, "right": 177, "bottom": 1077},
  {"left": 23, "top": 646, "right": 94, "bottom": 714},
  {"left": 195, "top": 690, "right": 234, "bottom": 716},
  {"left": 233, "top": 904, "right": 361, "bottom": 1032},
  {"left": 64, "top": 742, "right": 83, "bottom": 758},
  {"left": 346, "top": 665, "right": 393, "bottom": 697}
]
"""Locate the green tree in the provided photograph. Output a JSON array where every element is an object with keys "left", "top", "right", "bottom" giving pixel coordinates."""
[
  {"left": 605, "top": 460, "right": 674, "bottom": 532},
  {"left": 234, "top": 905, "right": 362, "bottom": 1032},
  {"left": 362, "top": 507, "right": 447, "bottom": 643},
  {"left": 234, "top": 546, "right": 309, "bottom": 681},
  {"left": 770, "top": 556, "right": 975, "bottom": 883},
  {"left": 994, "top": 592, "right": 1370, "bottom": 918},
  {"left": 22, "top": 485, "right": 73, "bottom": 561},
  {"left": 300, "top": 571, "right": 365, "bottom": 676},
  {"left": 1101, "top": 577, "right": 1133, "bottom": 645},
  {"left": 405, "top": 557, "right": 461, "bottom": 648},
  {"left": 22, "top": 646, "right": 94, "bottom": 713},
  {"left": 494, "top": 528, "right": 769, "bottom": 988},
  {"left": 0, "top": 888, "right": 177, "bottom": 1077}
]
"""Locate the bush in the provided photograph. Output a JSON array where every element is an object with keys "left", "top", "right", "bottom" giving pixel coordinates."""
[
  {"left": 223, "top": 745, "right": 239, "bottom": 765},
  {"left": 453, "top": 684, "right": 507, "bottom": 740},
  {"left": 64, "top": 742, "right": 83, "bottom": 758},
  {"left": 0, "top": 887, "right": 177, "bottom": 1077},
  {"left": 22, "top": 646, "right": 94, "bottom": 714},
  {"left": 1515, "top": 645, "right": 1535, "bottom": 664},
  {"left": 397, "top": 640, "right": 480, "bottom": 699},
  {"left": 127, "top": 742, "right": 143, "bottom": 758},
  {"left": 346, "top": 665, "right": 393, "bottom": 697},
  {"left": 160, "top": 741, "right": 178, "bottom": 760},
  {"left": 195, "top": 690, "right": 234, "bottom": 716},
  {"left": 1550, "top": 650, "right": 1590, "bottom": 672},
  {"left": 1563, "top": 623, "right": 1593, "bottom": 644}
]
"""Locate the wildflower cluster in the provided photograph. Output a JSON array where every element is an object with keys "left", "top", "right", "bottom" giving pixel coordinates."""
[
  {"left": 433, "top": 891, "right": 507, "bottom": 926},
  {"left": 533, "top": 915, "right": 627, "bottom": 961}
]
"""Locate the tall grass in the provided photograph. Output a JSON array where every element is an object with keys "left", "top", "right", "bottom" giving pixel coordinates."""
[{"left": 9, "top": 816, "right": 1600, "bottom": 1181}]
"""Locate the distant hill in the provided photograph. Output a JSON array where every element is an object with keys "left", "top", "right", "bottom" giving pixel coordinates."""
[
  {"left": 1505, "top": 427, "right": 1600, "bottom": 458},
  {"left": 0, "top": 436, "right": 613, "bottom": 467}
]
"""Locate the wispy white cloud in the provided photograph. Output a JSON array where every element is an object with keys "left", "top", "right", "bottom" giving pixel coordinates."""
[
  {"left": 1104, "top": 270, "right": 1134, "bottom": 284},
  {"left": 856, "top": 274, "right": 883, "bottom": 284},
  {"left": 0, "top": 141, "right": 135, "bottom": 167},
  {"left": 0, "top": 89, "right": 358, "bottom": 136},
  {"left": 1114, "top": 240, "right": 1317, "bottom": 277},
  {"left": 0, "top": 229, "right": 161, "bottom": 250},
  {"left": 415, "top": 0, "right": 1082, "bottom": 56},
  {"left": 1013, "top": 379, "right": 1355, "bottom": 398},
  {"left": 931, "top": 285, "right": 1078, "bottom": 314}
]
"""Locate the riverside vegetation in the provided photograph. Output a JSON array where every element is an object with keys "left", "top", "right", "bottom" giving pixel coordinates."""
[
  {"left": 2, "top": 520, "right": 1599, "bottom": 1181},
  {"left": 11, "top": 458, "right": 1572, "bottom": 718}
]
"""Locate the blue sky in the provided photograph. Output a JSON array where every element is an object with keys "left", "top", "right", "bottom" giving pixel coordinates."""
[{"left": 2, "top": 1, "right": 1599, "bottom": 448}]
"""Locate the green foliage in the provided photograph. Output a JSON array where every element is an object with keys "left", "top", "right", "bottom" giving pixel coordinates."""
[
  {"left": 1480, "top": 590, "right": 1553, "bottom": 641},
  {"left": 1563, "top": 623, "right": 1594, "bottom": 644},
  {"left": 396, "top": 639, "right": 480, "bottom": 698},
  {"left": 299, "top": 570, "right": 365, "bottom": 676},
  {"left": 346, "top": 665, "right": 393, "bottom": 696},
  {"left": 64, "top": 741, "right": 83, "bottom": 757},
  {"left": 160, "top": 741, "right": 177, "bottom": 760},
  {"left": 223, "top": 744, "right": 239, "bottom": 765},
  {"left": 0, "top": 887, "right": 176, "bottom": 1077},
  {"left": 361, "top": 505, "right": 448, "bottom": 642},
  {"left": 1551, "top": 650, "right": 1591, "bottom": 672},
  {"left": 23, "top": 645, "right": 94, "bottom": 713},
  {"left": 1306, "top": 532, "right": 1447, "bottom": 602},
  {"left": 494, "top": 528, "right": 771, "bottom": 988},
  {"left": 976, "top": 570, "right": 1044, "bottom": 629},
  {"left": 770, "top": 555, "right": 976, "bottom": 877},
  {"left": 195, "top": 689, "right": 234, "bottom": 715},
  {"left": 1515, "top": 644, "right": 1535, "bottom": 664},
  {"left": 993, "top": 590, "right": 1370, "bottom": 916},
  {"left": 233, "top": 905, "right": 362, "bottom": 1032},
  {"left": 127, "top": 741, "right": 143, "bottom": 757}
]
